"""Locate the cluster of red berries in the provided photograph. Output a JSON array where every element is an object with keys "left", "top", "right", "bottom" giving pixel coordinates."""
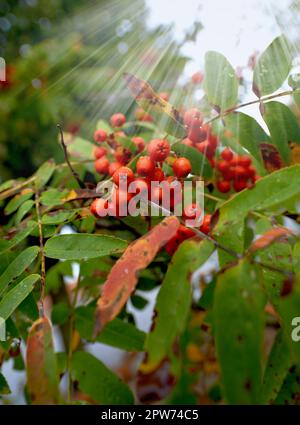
[
  {"left": 90, "top": 112, "right": 212, "bottom": 255},
  {"left": 181, "top": 108, "right": 218, "bottom": 167},
  {"left": 216, "top": 148, "right": 260, "bottom": 193}
]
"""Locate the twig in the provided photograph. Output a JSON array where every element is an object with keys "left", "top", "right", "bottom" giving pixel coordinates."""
[
  {"left": 34, "top": 187, "right": 46, "bottom": 317},
  {"left": 205, "top": 88, "right": 300, "bottom": 126},
  {"left": 57, "top": 124, "right": 86, "bottom": 189}
]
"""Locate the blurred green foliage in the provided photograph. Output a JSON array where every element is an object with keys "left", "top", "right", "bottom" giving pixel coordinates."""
[{"left": 0, "top": 0, "right": 190, "bottom": 180}]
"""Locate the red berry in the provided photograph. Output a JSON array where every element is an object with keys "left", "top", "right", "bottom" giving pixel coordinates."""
[
  {"left": 94, "top": 157, "right": 109, "bottom": 175},
  {"left": 90, "top": 198, "right": 109, "bottom": 217},
  {"left": 237, "top": 155, "right": 252, "bottom": 168},
  {"left": 159, "top": 92, "right": 169, "bottom": 101},
  {"left": 94, "top": 146, "right": 107, "bottom": 159},
  {"left": 197, "top": 140, "right": 216, "bottom": 159},
  {"left": 147, "top": 139, "right": 170, "bottom": 162},
  {"left": 181, "top": 138, "right": 193, "bottom": 147},
  {"left": 217, "top": 180, "right": 231, "bottom": 193},
  {"left": 132, "top": 136, "right": 145, "bottom": 153},
  {"left": 233, "top": 165, "right": 248, "bottom": 180},
  {"left": 173, "top": 157, "right": 192, "bottom": 178},
  {"left": 191, "top": 71, "right": 203, "bottom": 84},
  {"left": 150, "top": 167, "right": 165, "bottom": 182},
  {"left": 217, "top": 160, "right": 230, "bottom": 173},
  {"left": 108, "top": 161, "right": 122, "bottom": 176},
  {"left": 129, "top": 178, "right": 149, "bottom": 195},
  {"left": 183, "top": 203, "right": 202, "bottom": 221},
  {"left": 233, "top": 179, "right": 248, "bottom": 192},
  {"left": 94, "top": 129, "right": 107, "bottom": 143},
  {"left": 177, "top": 224, "right": 195, "bottom": 239},
  {"left": 165, "top": 238, "right": 179, "bottom": 256},
  {"left": 187, "top": 125, "right": 207, "bottom": 144},
  {"left": 200, "top": 214, "right": 212, "bottom": 234},
  {"left": 135, "top": 107, "right": 153, "bottom": 122},
  {"left": 221, "top": 148, "right": 233, "bottom": 162},
  {"left": 114, "top": 147, "right": 132, "bottom": 165},
  {"left": 112, "top": 166, "right": 135, "bottom": 186},
  {"left": 136, "top": 156, "right": 156, "bottom": 176},
  {"left": 110, "top": 113, "right": 126, "bottom": 127},
  {"left": 184, "top": 108, "right": 203, "bottom": 127},
  {"left": 110, "top": 189, "right": 132, "bottom": 217}
]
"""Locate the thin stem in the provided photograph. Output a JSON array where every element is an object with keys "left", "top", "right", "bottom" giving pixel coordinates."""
[
  {"left": 66, "top": 268, "right": 81, "bottom": 404},
  {"left": 205, "top": 88, "right": 300, "bottom": 125},
  {"left": 57, "top": 124, "right": 86, "bottom": 189},
  {"left": 34, "top": 187, "right": 46, "bottom": 317}
]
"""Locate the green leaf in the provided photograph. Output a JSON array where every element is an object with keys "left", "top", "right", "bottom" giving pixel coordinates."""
[
  {"left": 18, "top": 293, "right": 39, "bottom": 321},
  {"left": 278, "top": 275, "right": 300, "bottom": 364},
  {"left": 40, "top": 189, "right": 69, "bottom": 207},
  {"left": 262, "top": 101, "right": 300, "bottom": 163},
  {"left": 114, "top": 134, "right": 137, "bottom": 153},
  {"left": 224, "top": 112, "right": 269, "bottom": 165},
  {"left": 4, "top": 189, "right": 34, "bottom": 215},
  {"left": 67, "top": 136, "right": 94, "bottom": 160},
  {"left": 294, "top": 241, "right": 300, "bottom": 273},
  {"left": 34, "top": 159, "right": 56, "bottom": 189},
  {"left": 262, "top": 330, "right": 292, "bottom": 404},
  {"left": 71, "top": 351, "right": 134, "bottom": 404},
  {"left": 96, "top": 119, "right": 113, "bottom": 134},
  {"left": 214, "top": 165, "right": 300, "bottom": 234},
  {"left": 204, "top": 51, "right": 239, "bottom": 110},
  {"left": 0, "top": 179, "right": 15, "bottom": 193},
  {"left": 172, "top": 142, "right": 213, "bottom": 178},
  {"left": 253, "top": 35, "right": 293, "bottom": 96},
  {"left": 259, "top": 242, "right": 293, "bottom": 307},
  {"left": 0, "top": 220, "right": 38, "bottom": 253},
  {"left": 44, "top": 234, "right": 127, "bottom": 260},
  {"left": 214, "top": 260, "right": 265, "bottom": 404},
  {"left": 0, "top": 372, "right": 11, "bottom": 395},
  {"left": 0, "top": 246, "right": 39, "bottom": 296},
  {"left": 15, "top": 200, "right": 35, "bottom": 225},
  {"left": 41, "top": 210, "right": 76, "bottom": 225},
  {"left": 275, "top": 365, "right": 300, "bottom": 405},
  {"left": 51, "top": 302, "right": 70, "bottom": 326},
  {"left": 145, "top": 239, "right": 214, "bottom": 368},
  {"left": 0, "top": 274, "right": 40, "bottom": 320},
  {"left": 74, "top": 306, "right": 145, "bottom": 351}
]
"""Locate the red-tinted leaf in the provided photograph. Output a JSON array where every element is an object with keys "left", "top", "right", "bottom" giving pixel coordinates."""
[
  {"left": 26, "top": 316, "right": 60, "bottom": 405},
  {"left": 260, "top": 143, "right": 283, "bottom": 172},
  {"left": 94, "top": 216, "right": 180, "bottom": 335},
  {"left": 249, "top": 227, "right": 293, "bottom": 253}
]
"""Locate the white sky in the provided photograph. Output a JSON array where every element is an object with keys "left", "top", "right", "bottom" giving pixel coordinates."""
[
  {"left": 146, "top": 0, "right": 293, "bottom": 73},
  {"left": 146, "top": 0, "right": 297, "bottom": 125}
]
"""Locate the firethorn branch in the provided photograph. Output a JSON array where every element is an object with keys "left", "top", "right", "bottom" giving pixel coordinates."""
[
  {"left": 57, "top": 124, "right": 86, "bottom": 189},
  {"left": 34, "top": 186, "right": 46, "bottom": 317},
  {"left": 205, "top": 87, "right": 300, "bottom": 125}
]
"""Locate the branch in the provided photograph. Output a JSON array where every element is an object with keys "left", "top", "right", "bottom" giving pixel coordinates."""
[
  {"left": 57, "top": 124, "right": 86, "bottom": 189},
  {"left": 205, "top": 88, "right": 300, "bottom": 125}
]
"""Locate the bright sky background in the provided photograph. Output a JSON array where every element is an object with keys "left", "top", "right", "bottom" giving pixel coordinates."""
[
  {"left": 146, "top": 0, "right": 298, "bottom": 125},
  {"left": 146, "top": 0, "right": 294, "bottom": 73}
]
